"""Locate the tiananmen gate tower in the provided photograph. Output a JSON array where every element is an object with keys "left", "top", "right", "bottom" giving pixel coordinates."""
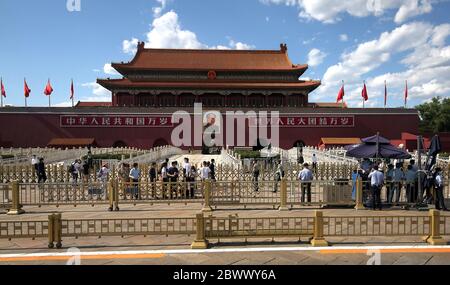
[{"left": 0, "top": 43, "right": 420, "bottom": 150}]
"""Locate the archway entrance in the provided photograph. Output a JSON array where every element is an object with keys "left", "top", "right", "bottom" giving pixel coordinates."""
[
  {"left": 113, "top": 140, "right": 127, "bottom": 148},
  {"left": 153, "top": 138, "right": 169, "bottom": 148}
]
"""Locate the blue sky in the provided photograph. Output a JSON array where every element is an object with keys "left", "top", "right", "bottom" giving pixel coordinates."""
[{"left": 0, "top": 0, "right": 449, "bottom": 108}]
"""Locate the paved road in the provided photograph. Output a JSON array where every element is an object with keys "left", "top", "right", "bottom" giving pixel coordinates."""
[{"left": 0, "top": 204, "right": 449, "bottom": 265}]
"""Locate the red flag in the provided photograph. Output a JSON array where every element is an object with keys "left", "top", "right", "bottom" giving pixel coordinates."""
[
  {"left": 44, "top": 79, "right": 53, "bottom": 96},
  {"left": 361, "top": 82, "right": 368, "bottom": 101},
  {"left": 1, "top": 79, "right": 5, "bottom": 98},
  {"left": 336, "top": 83, "right": 345, "bottom": 103},
  {"left": 24, "top": 79, "right": 31, "bottom": 98},
  {"left": 70, "top": 80, "right": 74, "bottom": 99},
  {"left": 404, "top": 80, "right": 408, "bottom": 106},
  {"left": 384, "top": 81, "right": 387, "bottom": 107}
]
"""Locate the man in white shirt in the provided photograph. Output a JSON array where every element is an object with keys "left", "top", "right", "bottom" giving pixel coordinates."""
[
  {"left": 368, "top": 166, "right": 384, "bottom": 210},
  {"left": 200, "top": 161, "right": 211, "bottom": 181},
  {"left": 298, "top": 163, "right": 314, "bottom": 203},
  {"left": 183, "top": 158, "right": 192, "bottom": 180},
  {"left": 129, "top": 163, "right": 141, "bottom": 199},
  {"left": 434, "top": 167, "right": 448, "bottom": 211}
]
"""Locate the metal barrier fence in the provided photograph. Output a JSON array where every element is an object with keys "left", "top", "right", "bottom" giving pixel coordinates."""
[
  {"left": 0, "top": 210, "right": 448, "bottom": 249},
  {"left": 1, "top": 178, "right": 449, "bottom": 214}
]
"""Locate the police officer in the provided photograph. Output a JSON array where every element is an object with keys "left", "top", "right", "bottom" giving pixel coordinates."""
[{"left": 434, "top": 167, "right": 448, "bottom": 211}]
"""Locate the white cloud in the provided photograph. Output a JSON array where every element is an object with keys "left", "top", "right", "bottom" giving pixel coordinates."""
[
  {"left": 307, "top": 48, "right": 327, "bottom": 67},
  {"left": 122, "top": 38, "right": 139, "bottom": 55},
  {"left": 152, "top": 0, "right": 169, "bottom": 18},
  {"left": 339, "top": 34, "right": 349, "bottom": 42},
  {"left": 103, "top": 63, "right": 120, "bottom": 76},
  {"left": 123, "top": 11, "right": 255, "bottom": 51},
  {"left": 81, "top": 82, "right": 111, "bottom": 97},
  {"left": 313, "top": 22, "right": 450, "bottom": 107},
  {"left": 260, "top": 0, "right": 436, "bottom": 24}
]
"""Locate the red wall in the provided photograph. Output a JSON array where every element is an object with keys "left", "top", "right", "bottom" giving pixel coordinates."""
[{"left": 0, "top": 110, "right": 420, "bottom": 149}]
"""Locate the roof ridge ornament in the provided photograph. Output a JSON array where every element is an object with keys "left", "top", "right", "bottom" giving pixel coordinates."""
[
  {"left": 280, "top": 43, "right": 288, "bottom": 53},
  {"left": 137, "top": 41, "right": 145, "bottom": 51}
]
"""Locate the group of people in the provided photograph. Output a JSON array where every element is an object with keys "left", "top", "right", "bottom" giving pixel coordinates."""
[
  {"left": 355, "top": 159, "right": 448, "bottom": 211},
  {"left": 116, "top": 158, "right": 217, "bottom": 199}
]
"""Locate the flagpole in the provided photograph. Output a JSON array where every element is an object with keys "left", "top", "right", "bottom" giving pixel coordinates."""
[
  {"left": 362, "top": 81, "right": 365, "bottom": 109},
  {"left": 71, "top": 79, "right": 74, "bottom": 108},
  {"left": 24, "top": 78, "right": 27, "bottom": 108},
  {"left": 0, "top": 77, "right": 3, "bottom": 108},
  {"left": 404, "top": 80, "right": 408, "bottom": 109},
  {"left": 342, "top": 80, "right": 345, "bottom": 109},
  {"left": 384, "top": 80, "right": 387, "bottom": 109}
]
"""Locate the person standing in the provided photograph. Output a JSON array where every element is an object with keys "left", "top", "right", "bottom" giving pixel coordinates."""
[
  {"left": 405, "top": 165, "right": 417, "bottom": 204},
  {"left": 209, "top": 159, "right": 216, "bottom": 181},
  {"left": 129, "top": 163, "right": 141, "bottom": 200},
  {"left": 273, "top": 160, "right": 284, "bottom": 193},
  {"left": 385, "top": 164, "right": 394, "bottom": 203},
  {"left": 160, "top": 162, "right": 169, "bottom": 199},
  {"left": 37, "top": 158, "right": 47, "bottom": 184},
  {"left": 298, "top": 163, "right": 313, "bottom": 204},
  {"left": 351, "top": 168, "right": 360, "bottom": 201},
  {"left": 149, "top": 162, "right": 158, "bottom": 198},
  {"left": 409, "top": 160, "right": 419, "bottom": 202},
  {"left": 183, "top": 158, "right": 191, "bottom": 197},
  {"left": 70, "top": 160, "right": 81, "bottom": 185},
  {"left": 390, "top": 163, "right": 405, "bottom": 206},
  {"left": 82, "top": 159, "right": 90, "bottom": 184},
  {"left": 368, "top": 166, "right": 384, "bottom": 210},
  {"left": 252, "top": 160, "right": 260, "bottom": 193},
  {"left": 200, "top": 161, "right": 211, "bottom": 181},
  {"left": 31, "top": 155, "right": 39, "bottom": 181},
  {"left": 434, "top": 167, "right": 448, "bottom": 211},
  {"left": 97, "top": 163, "right": 110, "bottom": 199},
  {"left": 167, "top": 161, "right": 179, "bottom": 198},
  {"left": 312, "top": 154, "right": 318, "bottom": 175}
]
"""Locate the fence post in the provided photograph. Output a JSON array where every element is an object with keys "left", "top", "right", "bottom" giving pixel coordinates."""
[
  {"left": 202, "top": 180, "right": 213, "bottom": 212},
  {"left": 354, "top": 177, "right": 365, "bottom": 210},
  {"left": 427, "top": 209, "right": 447, "bottom": 245},
  {"left": 108, "top": 180, "right": 114, "bottom": 212},
  {"left": 48, "top": 214, "right": 55, "bottom": 249},
  {"left": 54, "top": 213, "right": 63, "bottom": 249},
  {"left": 311, "top": 211, "right": 328, "bottom": 247},
  {"left": 7, "top": 181, "right": 24, "bottom": 215},
  {"left": 191, "top": 213, "right": 209, "bottom": 249},
  {"left": 114, "top": 180, "right": 120, "bottom": 211},
  {"left": 279, "top": 178, "right": 289, "bottom": 211}
]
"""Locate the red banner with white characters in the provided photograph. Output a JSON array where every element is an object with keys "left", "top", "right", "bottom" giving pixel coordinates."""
[
  {"left": 60, "top": 115, "right": 174, "bottom": 128},
  {"left": 61, "top": 115, "right": 354, "bottom": 128},
  {"left": 249, "top": 116, "right": 355, "bottom": 128}
]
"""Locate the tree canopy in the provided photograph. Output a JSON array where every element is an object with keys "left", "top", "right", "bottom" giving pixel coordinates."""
[{"left": 416, "top": 97, "right": 450, "bottom": 133}]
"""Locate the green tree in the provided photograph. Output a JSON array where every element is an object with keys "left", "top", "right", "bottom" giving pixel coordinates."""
[{"left": 416, "top": 97, "right": 450, "bottom": 133}]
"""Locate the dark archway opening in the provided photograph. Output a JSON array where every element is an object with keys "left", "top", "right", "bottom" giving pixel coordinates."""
[
  {"left": 113, "top": 140, "right": 128, "bottom": 148},
  {"left": 153, "top": 138, "right": 169, "bottom": 148}
]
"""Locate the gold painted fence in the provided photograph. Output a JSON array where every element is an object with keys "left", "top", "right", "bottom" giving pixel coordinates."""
[{"left": 0, "top": 210, "right": 448, "bottom": 249}]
